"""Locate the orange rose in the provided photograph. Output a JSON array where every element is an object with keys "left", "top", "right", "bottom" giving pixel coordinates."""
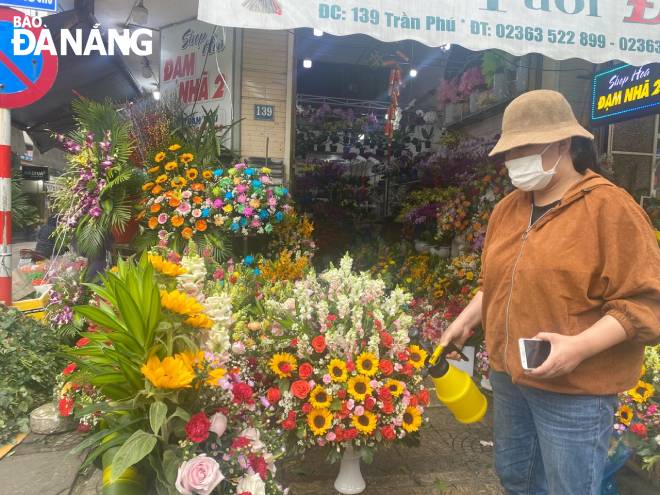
[
  {"left": 171, "top": 215, "right": 184, "bottom": 227},
  {"left": 191, "top": 182, "right": 205, "bottom": 192},
  {"left": 181, "top": 227, "right": 193, "bottom": 240},
  {"left": 169, "top": 198, "right": 181, "bottom": 208},
  {"left": 152, "top": 185, "right": 163, "bottom": 195},
  {"left": 150, "top": 204, "right": 161, "bottom": 213},
  {"left": 195, "top": 220, "right": 207, "bottom": 232},
  {"left": 148, "top": 217, "right": 159, "bottom": 229}
]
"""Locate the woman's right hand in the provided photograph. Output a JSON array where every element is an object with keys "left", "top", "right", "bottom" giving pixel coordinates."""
[{"left": 439, "top": 318, "right": 474, "bottom": 349}]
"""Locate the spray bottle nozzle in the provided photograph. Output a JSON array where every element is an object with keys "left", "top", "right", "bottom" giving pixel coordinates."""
[{"left": 426, "top": 343, "right": 468, "bottom": 378}]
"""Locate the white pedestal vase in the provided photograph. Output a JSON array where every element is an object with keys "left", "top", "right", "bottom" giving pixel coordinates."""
[
  {"left": 334, "top": 445, "right": 366, "bottom": 494},
  {"left": 480, "top": 376, "right": 492, "bottom": 391}
]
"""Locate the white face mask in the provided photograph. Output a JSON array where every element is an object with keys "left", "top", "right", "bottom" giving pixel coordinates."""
[{"left": 505, "top": 144, "right": 562, "bottom": 192}]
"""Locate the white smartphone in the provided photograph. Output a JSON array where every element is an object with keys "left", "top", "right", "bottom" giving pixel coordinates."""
[{"left": 518, "top": 338, "right": 551, "bottom": 370}]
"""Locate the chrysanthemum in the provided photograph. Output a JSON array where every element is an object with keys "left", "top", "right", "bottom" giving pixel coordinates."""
[
  {"left": 617, "top": 405, "right": 634, "bottom": 426},
  {"left": 407, "top": 345, "right": 428, "bottom": 370},
  {"left": 352, "top": 410, "right": 377, "bottom": 435},
  {"left": 402, "top": 406, "right": 422, "bottom": 433},
  {"left": 307, "top": 408, "right": 333, "bottom": 436},
  {"left": 347, "top": 375, "right": 372, "bottom": 401},
  {"left": 328, "top": 359, "right": 348, "bottom": 382},
  {"left": 160, "top": 290, "right": 204, "bottom": 316},
  {"left": 309, "top": 386, "right": 332, "bottom": 409},
  {"left": 180, "top": 153, "right": 194, "bottom": 164},
  {"left": 628, "top": 381, "right": 654, "bottom": 403},
  {"left": 356, "top": 352, "right": 379, "bottom": 377},
  {"left": 141, "top": 355, "right": 194, "bottom": 389},
  {"left": 385, "top": 379, "right": 404, "bottom": 397},
  {"left": 185, "top": 313, "right": 214, "bottom": 329},
  {"left": 269, "top": 353, "right": 298, "bottom": 379},
  {"left": 148, "top": 254, "right": 187, "bottom": 277}
]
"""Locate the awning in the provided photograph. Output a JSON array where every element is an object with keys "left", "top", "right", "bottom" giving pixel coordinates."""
[{"left": 198, "top": 0, "right": 659, "bottom": 67}]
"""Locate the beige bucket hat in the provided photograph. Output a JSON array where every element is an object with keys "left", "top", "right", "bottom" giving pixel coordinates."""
[{"left": 489, "top": 89, "right": 594, "bottom": 157}]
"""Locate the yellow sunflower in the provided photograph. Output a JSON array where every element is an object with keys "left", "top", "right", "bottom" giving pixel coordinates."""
[
  {"left": 165, "top": 161, "right": 178, "bottom": 172},
  {"left": 269, "top": 353, "right": 298, "bottom": 379},
  {"left": 142, "top": 182, "right": 155, "bottom": 192},
  {"left": 402, "top": 406, "right": 423, "bottom": 433},
  {"left": 180, "top": 153, "right": 194, "bottom": 164},
  {"left": 309, "top": 386, "right": 332, "bottom": 409},
  {"left": 627, "top": 381, "right": 654, "bottom": 403},
  {"left": 202, "top": 170, "right": 213, "bottom": 180},
  {"left": 328, "top": 359, "right": 348, "bottom": 383},
  {"left": 205, "top": 367, "right": 227, "bottom": 387},
  {"left": 186, "top": 168, "right": 198, "bottom": 180},
  {"left": 385, "top": 379, "right": 404, "bottom": 397},
  {"left": 154, "top": 151, "right": 166, "bottom": 163},
  {"left": 148, "top": 165, "right": 160, "bottom": 174},
  {"left": 347, "top": 375, "right": 372, "bottom": 401},
  {"left": 155, "top": 174, "right": 168, "bottom": 184},
  {"left": 185, "top": 313, "right": 214, "bottom": 329},
  {"left": 168, "top": 144, "right": 182, "bottom": 151},
  {"left": 148, "top": 254, "right": 187, "bottom": 277},
  {"left": 617, "top": 405, "right": 634, "bottom": 426},
  {"left": 171, "top": 176, "right": 187, "bottom": 189},
  {"left": 307, "top": 408, "right": 333, "bottom": 436},
  {"left": 407, "top": 345, "right": 428, "bottom": 370},
  {"left": 356, "top": 352, "right": 379, "bottom": 377},
  {"left": 352, "top": 410, "right": 377, "bottom": 435},
  {"left": 160, "top": 290, "right": 204, "bottom": 316},
  {"left": 141, "top": 355, "right": 194, "bottom": 389}
]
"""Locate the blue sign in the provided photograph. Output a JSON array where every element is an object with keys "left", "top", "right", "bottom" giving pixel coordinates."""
[
  {"left": 0, "top": 0, "right": 57, "bottom": 13},
  {"left": 254, "top": 104, "right": 274, "bottom": 121}
]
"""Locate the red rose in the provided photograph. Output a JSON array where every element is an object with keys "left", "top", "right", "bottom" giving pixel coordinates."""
[
  {"left": 418, "top": 389, "right": 430, "bottom": 407},
  {"left": 282, "top": 411, "right": 297, "bottom": 430},
  {"left": 59, "top": 397, "right": 74, "bottom": 417},
  {"left": 380, "top": 425, "right": 396, "bottom": 441},
  {"left": 311, "top": 335, "right": 327, "bottom": 353},
  {"left": 380, "top": 331, "right": 393, "bottom": 348},
  {"left": 62, "top": 363, "right": 77, "bottom": 376},
  {"left": 397, "top": 352, "right": 408, "bottom": 362},
  {"left": 334, "top": 427, "right": 345, "bottom": 442},
  {"left": 75, "top": 337, "right": 90, "bottom": 348},
  {"left": 291, "top": 380, "right": 311, "bottom": 400},
  {"left": 185, "top": 412, "right": 211, "bottom": 443},
  {"left": 381, "top": 400, "right": 394, "bottom": 415},
  {"left": 298, "top": 362, "right": 314, "bottom": 380},
  {"left": 302, "top": 402, "right": 313, "bottom": 414},
  {"left": 631, "top": 423, "right": 648, "bottom": 438},
  {"left": 232, "top": 436, "right": 251, "bottom": 449},
  {"left": 267, "top": 387, "right": 282, "bottom": 404},
  {"left": 379, "top": 359, "right": 394, "bottom": 376},
  {"left": 364, "top": 396, "right": 376, "bottom": 411},
  {"left": 402, "top": 364, "right": 414, "bottom": 376},
  {"left": 232, "top": 382, "right": 255, "bottom": 405},
  {"left": 337, "top": 389, "right": 347, "bottom": 399},
  {"left": 290, "top": 338, "right": 299, "bottom": 348},
  {"left": 346, "top": 361, "right": 356, "bottom": 372},
  {"left": 409, "top": 396, "right": 419, "bottom": 408},
  {"left": 378, "top": 386, "right": 392, "bottom": 400},
  {"left": 345, "top": 428, "right": 359, "bottom": 440}
]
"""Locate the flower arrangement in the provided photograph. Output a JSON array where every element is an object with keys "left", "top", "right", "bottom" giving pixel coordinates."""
[
  {"left": 457, "top": 67, "right": 487, "bottom": 97},
  {"left": 44, "top": 255, "right": 89, "bottom": 336},
  {"left": 437, "top": 78, "right": 459, "bottom": 107}
]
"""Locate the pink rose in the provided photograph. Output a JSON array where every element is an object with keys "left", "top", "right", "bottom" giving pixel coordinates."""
[
  {"left": 192, "top": 208, "right": 202, "bottom": 218},
  {"left": 175, "top": 454, "right": 224, "bottom": 495},
  {"left": 326, "top": 431, "right": 337, "bottom": 442},
  {"left": 209, "top": 412, "right": 227, "bottom": 437},
  {"left": 182, "top": 190, "right": 192, "bottom": 199},
  {"left": 354, "top": 405, "right": 365, "bottom": 416},
  {"left": 157, "top": 213, "right": 168, "bottom": 224}
]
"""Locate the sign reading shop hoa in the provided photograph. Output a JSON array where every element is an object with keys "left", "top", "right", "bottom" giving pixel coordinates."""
[
  {"left": 0, "top": 0, "right": 57, "bottom": 13},
  {"left": 591, "top": 63, "right": 660, "bottom": 126},
  {"left": 199, "top": 0, "right": 660, "bottom": 66}
]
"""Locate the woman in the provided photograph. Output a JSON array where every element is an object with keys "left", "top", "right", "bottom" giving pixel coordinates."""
[{"left": 440, "top": 90, "right": 660, "bottom": 494}]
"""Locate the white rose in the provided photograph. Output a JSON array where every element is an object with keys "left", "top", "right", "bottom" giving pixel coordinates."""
[{"left": 236, "top": 473, "right": 265, "bottom": 495}]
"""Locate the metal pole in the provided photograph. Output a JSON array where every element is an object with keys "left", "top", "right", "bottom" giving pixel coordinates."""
[{"left": 0, "top": 108, "right": 11, "bottom": 305}]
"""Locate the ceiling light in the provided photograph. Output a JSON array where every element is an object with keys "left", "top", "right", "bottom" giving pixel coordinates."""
[
  {"left": 409, "top": 68, "right": 418, "bottom": 78},
  {"left": 313, "top": 29, "right": 323, "bottom": 37},
  {"left": 303, "top": 59, "right": 312, "bottom": 69},
  {"left": 152, "top": 89, "right": 161, "bottom": 101},
  {"left": 131, "top": 0, "right": 149, "bottom": 25}
]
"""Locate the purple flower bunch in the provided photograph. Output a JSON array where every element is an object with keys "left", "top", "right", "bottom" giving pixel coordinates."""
[{"left": 45, "top": 270, "right": 86, "bottom": 329}]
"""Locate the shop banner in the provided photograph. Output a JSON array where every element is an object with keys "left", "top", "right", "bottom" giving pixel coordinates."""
[
  {"left": 591, "top": 63, "right": 660, "bottom": 125},
  {"left": 198, "top": 0, "right": 660, "bottom": 66},
  {"left": 160, "top": 20, "right": 234, "bottom": 129},
  {"left": 21, "top": 165, "right": 48, "bottom": 181}
]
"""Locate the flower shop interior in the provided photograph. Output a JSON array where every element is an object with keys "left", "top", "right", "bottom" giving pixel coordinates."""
[{"left": 2, "top": 1, "right": 659, "bottom": 495}]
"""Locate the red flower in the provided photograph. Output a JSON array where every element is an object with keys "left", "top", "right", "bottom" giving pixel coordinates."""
[
  {"left": 397, "top": 352, "right": 408, "bottom": 362},
  {"left": 380, "top": 425, "right": 396, "bottom": 441},
  {"left": 232, "top": 382, "right": 255, "bottom": 405},
  {"left": 381, "top": 400, "right": 394, "bottom": 415},
  {"left": 345, "top": 428, "right": 359, "bottom": 440},
  {"left": 409, "top": 396, "right": 419, "bottom": 408},
  {"left": 298, "top": 362, "right": 314, "bottom": 379},
  {"left": 62, "top": 363, "right": 77, "bottom": 376},
  {"left": 279, "top": 362, "right": 292, "bottom": 374},
  {"left": 311, "top": 335, "right": 327, "bottom": 353},
  {"left": 266, "top": 387, "right": 281, "bottom": 404},
  {"left": 334, "top": 427, "right": 346, "bottom": 442},
  {"left": 232, "top": 436, "right": 251, "bottom": 449},
  {"left": 185, "top": 412, "right": 211, "bottom": 443},
  {"left": 302, "top": 402, "right": 312, "bottom": 414},
  {"left": 346, "top": 361, "right": 356, "bottom": 372},
  {"left": 59, "top": 397, "right": 74, "bottom": 417},
  {"left": 630, "top": 423, "right": 648, "bottom": 438},
  {"left": 418, "top": 389, "right": 430, "bottom": 407},
  {"left": 379, "top": 359, "right": 394, "bottom": 376},
  {"left": 402, "top": 364, "right": 414, "bottom": 376},
  {"left": 290, "top": 338, "right": 299, "bottom": 348},
  {"left": 378, "top": 386, "right": 392, "bottom": 400},
  {"left": 327, "top": 314, "right": 337, "bottom": 323},
  {"left": 282, "top": 411, "right": 297, "bottom": 430},
  {"left": 75, "top": 337, "right": 91, "bottom": 348},
  {"left": 249, "top": 455, "right": 268, "bottom": 481},
  {"left": 364, "top": 396, "right": 376, "bottom": 411},
  {"left": 291, "top": 380, "right": 311, "bottom": 400},
  {"left": 337, "top": 389, "right": 347, "bottom": 399},
  {"left": 229, "top": 274, "right": 238, "bottom": 284},
  {"left": 380, "top": 331, "right": 393, "bottom": 348},
  {"left": 76, "top": 422, "right": 91, "bottom": 433}
]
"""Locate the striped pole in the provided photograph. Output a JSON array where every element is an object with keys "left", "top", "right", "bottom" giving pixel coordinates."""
[{"left": 0, "top": 108, "right": 11, "bottom": 305}]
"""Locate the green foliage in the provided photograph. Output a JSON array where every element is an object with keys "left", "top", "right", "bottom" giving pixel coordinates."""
[{"left": 0, "top": 307, "right": 66, "bottom": 444}]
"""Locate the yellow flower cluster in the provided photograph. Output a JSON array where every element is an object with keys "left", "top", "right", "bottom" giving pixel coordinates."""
[
  {"left": 149, "top": 254, "right": 187, "bottom": 277},
  {"left": 141, "top": 354, "right": 195, "bottom": 389},
  {"left": 160, "top": 290, "right": 213, "bottom": 329},
  {"left": 259, "top": 250, "right": 310, "bottom": 283}
]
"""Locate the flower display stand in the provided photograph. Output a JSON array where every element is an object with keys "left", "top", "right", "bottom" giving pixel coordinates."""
[{"left": 334, "top": 445, "right": 366, "bottom": 495}]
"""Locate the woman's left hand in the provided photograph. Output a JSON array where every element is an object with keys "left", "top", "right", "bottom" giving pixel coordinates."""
[{"left": 526, "top": 333, "right": 587, "bottom": 379}]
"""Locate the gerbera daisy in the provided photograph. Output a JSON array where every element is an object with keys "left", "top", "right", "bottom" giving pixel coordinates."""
[
  {"left": 165, "top": 161, "right": 178, "bottom": 172},
  {"left": 352, "top": 410, "right": 377, "bottom": 435},
  {"left": 309, "top": 386, "right": 332, "bottom": 409},
  {"left": 628, "top": 381, "right": 654, "bottom": 403},
  {"left": 385, "top": 379, "right": 404, "bottom": 397},
  {"left": 307, "top": 408, "right": 333, "bottom": 436},
  {"left": 186, "top": 168, "right": 198, "bottom": 180},
  {"left": 154, "top": 151, "right": 166, "bottom": 163},
  {"left": 407, "top": 345, "right": 428, "bottom": 370},
  {"left": 180, "top": 153, "right": 194, "bottom": 164},
  {"left": 347, "top": 375, "right": 372, "bottom": 401},
  {"left": 402, "top": 406, "right": 422, "bottom": 433},
  {"left": 356, "top": 352, "right": 379, "bottom": 377},
  {"left": 328, "top": 359, "right": 348, "bottom": 383},
  {"left": 617, "top": 405, "right": 634, "bottom": 426},
  {"left": 270, "top": 353, "right": 298, "bottom": 379},
  {"left": 168, "top": 144, "right": 181, "bottom": 151}
]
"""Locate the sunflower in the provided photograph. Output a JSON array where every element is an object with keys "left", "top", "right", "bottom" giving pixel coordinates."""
[
  {"left": 385, "top": 379, "right": 404, "bottom": 397},
  {"left": 205, "top": 367, "right": 227, "bottom": 387},
  {"left": 171, "top": 177, "right": 187, "bottom": 189},
  {"left": 148, "top": 165, "right": 160, "bottom": 174},
  {"left": 142, "top": 182, "right": 155, "bottom": 192},
  {"left": 356, "top": 352, "right": 379, "bottom": 377},
  {"left": 628, "top": 381, "right": 654, "bottom": 403},
  {"left": 309, "top": 386, "right": 332, "bottom": 409},
  {"left": 169, "top": 144, "right": 182, "bottom": 151},
  {"left": 328, "top": 359, "right": 348, "bottom": 382},
  {"left": 402, "top": 406, "right": 423, "bottom": 433},
  {"left": 165, "top": 161, "right": 178, "bottom": 172},
  {"left": 155, "top": 174, "right": 168, "bottom": 184},
  {"left": 148, "top": 254, "right": 187, "bottom": 277},
  {"left": 617, "top": 405, "right": 634, "bottom": 426},
  {"left": 347, "top": 375, "right": 372, "bottom": 401},
  {"left": 407, "top": 345, "right": 428, "bottom": 370},
  {"left": 160, "top": 289, "right": 204, "bottom": 316},
  {"left": 352, "top": 410, "right": 377, "bottom": 435},
  {"left": 270, "top": 353, "right": 298, "bottom": 379},
  {"left": 154, "top": 151, "right": 166, "bottom": 163},
  {"left": 307, "top": 408, "right": 333, "bottom": 436},
  {"left": 180, "top": 153, "right": 194, "bottom": 164},
  {"left": 186, "top": 168, "right": 198, "bottom": 180},
  {"left": 185, "top": 313, "right": 214, "bottom": 329},
  {"left": 141, "top": 355, "right": 194, "bottom": 389}
]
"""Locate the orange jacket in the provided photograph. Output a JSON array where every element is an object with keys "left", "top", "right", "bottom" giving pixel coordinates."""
[{"left": 481, "top": 171, "right": 660, "bottom": 395}]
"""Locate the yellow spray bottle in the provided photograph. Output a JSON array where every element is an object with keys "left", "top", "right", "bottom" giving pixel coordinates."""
[{"left": 427, "top": 343, "right": 488, "bottom": 424}]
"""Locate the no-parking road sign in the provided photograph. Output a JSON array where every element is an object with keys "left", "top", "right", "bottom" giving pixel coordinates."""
[{"left": 0, "top": 7, "right": 58, "bottom": 109}]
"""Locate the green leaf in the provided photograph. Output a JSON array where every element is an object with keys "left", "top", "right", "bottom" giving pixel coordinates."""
[
  {"left": 149, "top": 401, "right": 168, "bottom": 436},
  {"left": 168, "top": 407, "right": 190, "bottom": 422},
  {"left": 75, "top": 305, "right": 126, "bottom": 334},
  {"left": 114, "top": 282, "right": 146, "bottom": 346},
  {"left": 70, "top": 418, "right": 141, "bottom": 454},
  {"left": 109, "top": 430, "right": 157, "bottom": 483}
]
